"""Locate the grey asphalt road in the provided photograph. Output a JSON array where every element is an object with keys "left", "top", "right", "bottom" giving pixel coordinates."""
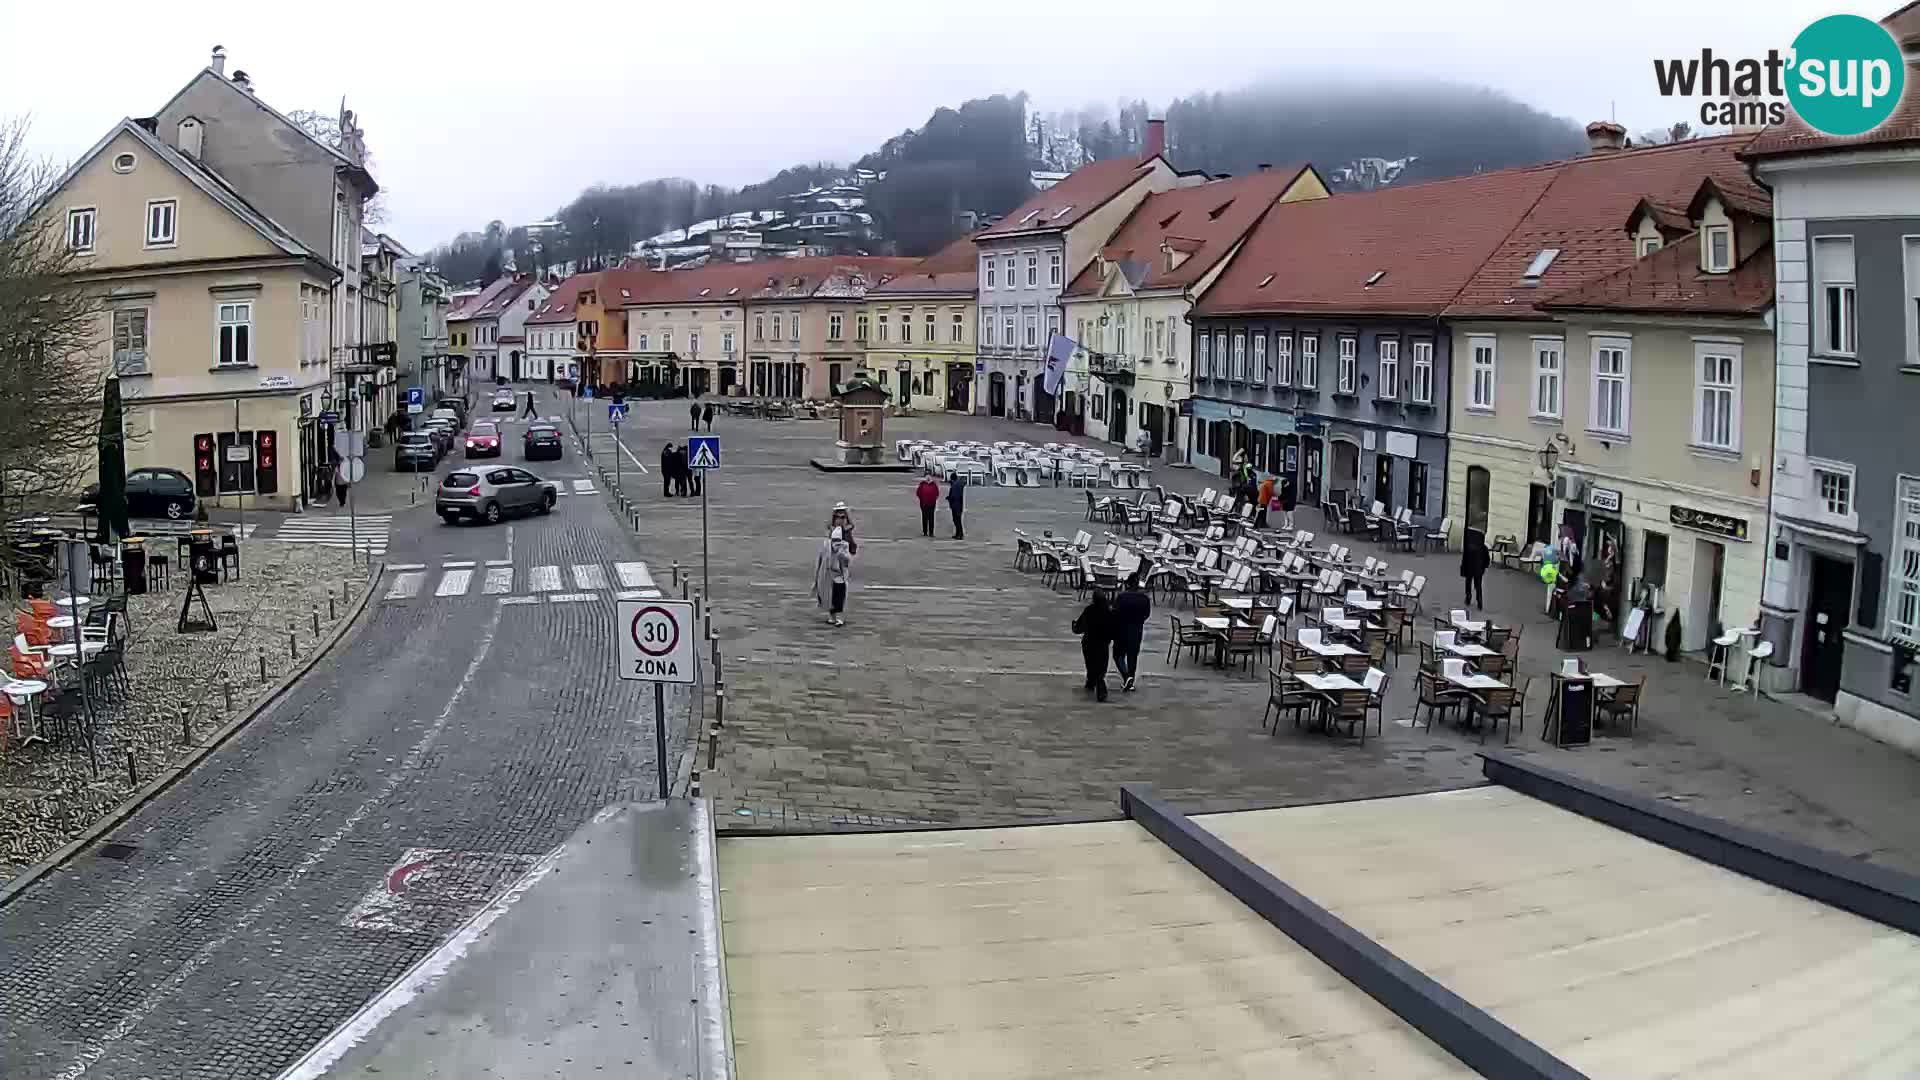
[{"left": 0, "top": 411, "right": 693, "bottom": 1080}]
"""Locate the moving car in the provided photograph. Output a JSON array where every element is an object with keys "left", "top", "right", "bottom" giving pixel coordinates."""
[
  {"left": 83, "top": 467, "right": 197, "bottom": 520},
  {"left": 523, "top": 423, "right": 563, "bottom": 461},
  {"left": 464, "top": 421, "right": 503, "bottom": 458},
  {"left": 491, "top": 387, "right": 517, "bottom": 412},
  {"left": 436, "top": 467, "right": 558, "bottom": 525},
  {"left": 394, "top": 432, "right": 439, "bottom": 472}
]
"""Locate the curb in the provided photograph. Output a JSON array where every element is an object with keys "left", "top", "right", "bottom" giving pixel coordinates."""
[{"left": 0, "top": 559, "right": 386, "bottom": 909}]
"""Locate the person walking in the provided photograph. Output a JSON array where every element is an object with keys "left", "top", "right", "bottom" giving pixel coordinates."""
[
  {"left": 813, "top": 526, "right": 853, "bottom": 627},
  {"left": 689, "top": 401, "right": 701, "bottom": 431},
  {"left": 1110, "top": 573, "right": 1153, "bottom": 691},
  {"left": 1279, "top": 475, "right": 1297, "bottom": 532},
  {"left": 1072, "top": 590, "right": 1115, "bottom": 701},
  {"left": 521, "top": 389, "right": 538, "bottom": 419},
  {"left": 830, "top": 502, "right": 859, "bottom": 556},
  {"left": 702, "top": 403, "right": 716, "bottom": 432},
  {"left": 1255, "top": 474, "right": 1275, "bottom": 529},
  {"left": 659, "top": 442, "right": 677, "bottom": 497},
  {"left": 1462, "top": 527, "right": 1491, "bottom": 611},
  {"left": 914, "top": 475, "right": 940, "bottom": 538},
  {"left": 946, "top": 473, "right": 967, "bottom": 540}
]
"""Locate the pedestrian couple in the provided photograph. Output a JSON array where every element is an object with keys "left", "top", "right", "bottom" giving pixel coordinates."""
[
  {"left": 1072, "top": 574, "right": 1152, "bottom": 700},
  {"left": 812, "top": 503, "right": 859, "bottom": 627},
  {"left": 689, "top": 402, "right": 715, "bottom": 432},
  {"left": 657, "top": 442, "right": 703, "bottom": 497},
  {"left": 912, "top": 473, "right": 966, "bottom": 539}
]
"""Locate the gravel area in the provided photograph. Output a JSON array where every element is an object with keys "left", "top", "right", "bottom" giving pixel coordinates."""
[{"left": 1, "top": 542, "right": 367, "bottom": 881}]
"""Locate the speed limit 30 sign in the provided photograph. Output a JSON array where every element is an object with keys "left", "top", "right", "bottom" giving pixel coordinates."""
[{"left": 616, "top": 598, "right": 696, "bottom": 683}]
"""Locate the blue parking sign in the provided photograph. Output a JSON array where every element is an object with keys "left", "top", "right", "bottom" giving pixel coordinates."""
[{"left": 687, "top": 436, "right": 721, "bottom": 470}]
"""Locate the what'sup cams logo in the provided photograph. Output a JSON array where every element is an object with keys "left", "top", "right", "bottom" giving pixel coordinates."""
[{"left": 1654, "top": 13, "right": 1907, "bottom": 136}]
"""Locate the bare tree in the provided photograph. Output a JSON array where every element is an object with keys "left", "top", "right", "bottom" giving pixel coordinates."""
[{"left": 0, "top": 116, "right": 105, "bottom": 543}]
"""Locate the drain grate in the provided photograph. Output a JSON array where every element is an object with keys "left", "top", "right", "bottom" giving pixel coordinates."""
[{"left": 95, "top": 842, "right": 139, "bottom": 861}]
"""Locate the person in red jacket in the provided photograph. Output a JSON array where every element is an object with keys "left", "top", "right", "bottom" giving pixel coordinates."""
[{"left": 914, "top": 475, "right": 940, "bottom": 538}]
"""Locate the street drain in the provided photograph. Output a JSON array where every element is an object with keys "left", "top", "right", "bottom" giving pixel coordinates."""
[{"left": 95, "top": 842, "right": 139, "bottom": 861}]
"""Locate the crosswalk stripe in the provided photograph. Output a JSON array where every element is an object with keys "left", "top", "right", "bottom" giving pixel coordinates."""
[
  {"left": 616, "top": 589, "right": 663, "bottom": 600},
  {"left": 435, "top": 569, "right": 472, "bottom": 597},
  {"left": 548, "top": 592, "right": 597, "bottom": 603},
  {"left": 528, "top": 565, "right": 561, "bottom": 592},
  {"left": 499, "top": 596, "right": 540, "bottom": 606},
  {"left": 443, "top": 560, "right": 476, "bottom": 568},
  {"left": 482, "top": 567, "right": 513, "bottom": 594},
  {"left": 388, "top": 563, "right": 427, "bottom": 572},
  {"left": 613, "top": 562, "right": 654, "bottom": 589},
  {"left": 385, "top": 571, "right": 425, "bottom": 600},
  {"left": 571, "top": 564, "right": 607, "bottom": 590},
  {"left": 571, "top": 479, "right": 596, "bottom": 494}
]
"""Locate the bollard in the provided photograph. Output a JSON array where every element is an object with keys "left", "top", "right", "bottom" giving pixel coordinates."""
[
  {"left": 410, "top": 489, "right": 416, "bottom": 506},
  {"left": 715, "top": 683, "right": 725, "bottom": 731},
  {"left": 312, "top": 607, "right": 321, "bottom": 636},
  {"left": 690, "top": 769, "right": 701, "bottom": 799},
  {"left": 181, "top": 709, "right": 193, "bottom": 746},
  {"left": 127, "top": 751, "right": 138, "bottom": 787},
  {"left": 289, "top": 630, "right": 298, "bottom": 660},
  {"left": 222, "top": 681, "right": 233, "bottom": 714},
  {"left": 329, "top": 596, "right": 337, "bottom": 621},
  {"left": 258, "top": 651, "right": 268, "bottom": 681},
  {"left": 706, "top": 715, "right": 720, "bottom": 770}
]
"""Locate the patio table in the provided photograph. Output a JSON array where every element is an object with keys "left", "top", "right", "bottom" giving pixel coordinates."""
[
  {"left": 1446, "top": 672, "right": 1508, "bottom": 691},
  {"left": 1438, "top": 638, "right": 1496, "bottom": 659},
  {"left": 3, "top": 678, "right": 48, "bottom": 743}
]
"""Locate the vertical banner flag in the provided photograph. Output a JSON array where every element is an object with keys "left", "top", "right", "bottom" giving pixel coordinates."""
[{"left": 1043, "top": 333, "right": 1075, "bottom": 397}]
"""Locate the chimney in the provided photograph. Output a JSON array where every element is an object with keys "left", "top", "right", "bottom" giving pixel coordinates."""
[
  {"left": 178, "top": 116, "right": 203, "bottom": 159},
  {"left": 210, "top": 45, "right": 226, "bottom": 76},
  {"left": 231, "top": 69, "right": 252, "bottom": 93},
  {"left": 1585, "top": 120, "right": 1628, "bottom": 153},
  {"left": 1144, "top": 118, "right": 1166, "bottom": 160}
]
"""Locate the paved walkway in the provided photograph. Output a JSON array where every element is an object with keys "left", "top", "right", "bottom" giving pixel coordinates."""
[{"left": 612, "top": 402, "right": 1920, "bottom": 873}]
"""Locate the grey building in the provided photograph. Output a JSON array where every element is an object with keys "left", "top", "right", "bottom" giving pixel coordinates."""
[
  {"left": 1187, "top": 167, "right": 1554, "bottom": 523},
  {"left": 397, "top": 259, "right": 452, "bottom": 397},
  {"left": 1747, "top": 43, "right": 1920, "bottom": 754}
]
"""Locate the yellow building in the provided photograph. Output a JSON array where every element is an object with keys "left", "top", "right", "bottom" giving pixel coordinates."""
[
  {"left": 862, "top": 235, "right": 979, "bottom": 411},
  {"left": 43, "top": 118, "right": 338, "bottom": 510}
]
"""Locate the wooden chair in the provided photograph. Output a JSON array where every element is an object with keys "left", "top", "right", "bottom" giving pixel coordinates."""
[
  {"left": 1414, "top": 670, "right": 1465, "bottom": 731},
  {"left": 1263, "top": 669, "right": 1316, "bottom": 732},
  {"left": 1475, "top": 653, "right": 1508, "bottom": 680},
  {"left": 1598, "top": 675, "right": 1643, "bottom": 734},
  {"left": 1324, "top": 688, "right": 1374, "bottom": 742},
  {"left": 1363, "top": 626, "right": 1390, "bottom": 670},
  {"left": 1338, "top": 651, "right": 1369, "bottom": 679},
  {"left": 1167, "top": 616, "right": 1217, "bottom": 668},
  {"left": 1222, "top": 622, "right": 1263, "bottom": 677},
  {"left": 1470, "top": 682, "right": 1523, "bottom": 744},
  {"left": 1417, "top": 640, "right": 1439, "bottom": 675}
]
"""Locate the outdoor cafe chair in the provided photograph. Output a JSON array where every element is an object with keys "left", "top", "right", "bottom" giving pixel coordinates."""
[
  {"left": 1417, "top": 639, "right": 1440, "bottom": 674},
  {"left": 1013, "top": 535, "right": 1037, "bottom": 572},
  {"left": 1598, "top": 675, "right": 1644, "bottom": 733},
  {"left": 1363, "top": 626, "right": 1391, "bottom": 670},
  {"left": 1222, "top": 622, "right": 1264, "bottom": 677},
  {"left": 1324, "top": 688, "right": 1375, "bottom": 743},
  {"left": 1471, "top": 682, "right": 1523, "bottom": 745},
  {"left": 1167, "top": 615, "right": 1218, "bottom": 668},
  {"left": 1425, "top": 516, "right": 1453, "bottom": 553},
  {"left": 1253, "top": 613, "right": 1281, "bottom": 665},
  {"left": 1171, "top": 569, "right": 1211, "bottom": 607},
  {"left": 1085, "top": 490, "right": 1115, "bottom": 522},
  {"left": 1414, "top": 669, "right": 1467, "bottom": 732},
  {"left": 1072, "top": 530, "right": 1093, "bottom": 551},
  {"left": 1475, "top": 652, "right": 1509, "bottom": 680},
  {"left": 1391, "top": 517, "right": 1416, "bottom": 551},
  {"left": 1037, "top": 551, "right": 1066, "bottom": 590},
  {"left": 1264, "top": 668, "right": 1318, "bottom": 733},
  {"left": 1337, "top": 651, "right": 1370, "bottom": 679}
]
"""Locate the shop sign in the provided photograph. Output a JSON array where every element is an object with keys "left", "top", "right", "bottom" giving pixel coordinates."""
[
  {"left": 1670, "top": 504, "right": 1750, "bottom": 542},
  {"left": 1588, "top": 486, "right": 1623, "bottom": 513},
  {"left": 258, "top": 374, "right": 294, "bottom": 390},
  {"left": 1177, "top": 399, "right": 1195, "bottom": 417},
  {"left": 1383, "top": 430, "right": 1418, "bottom": 459}
]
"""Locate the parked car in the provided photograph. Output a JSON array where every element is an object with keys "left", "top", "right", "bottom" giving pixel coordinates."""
[
  {"left": 437, "top": 467, "right": 557, "bottom": 525},
  {"left": 421, "top": 418, "right": 457, "bottom": 454},
  {"left": 464, "top": 421, "right": 504, "bottom": 458},
  {"left": 83, "top": 467, "right": 197, "bottom": 520},
  {"left": 394, "top": 432, "right": 439, "bottom": 472},
  {"left": 435, "top": 396, "right": 468, "bottom": 422},
  {"left": 523, "top": 423, "right": 563, "bottom": 461},
  {"left": 429, "top": 407, "right": 462, "bottom": 427},
  {"left": 491, "top": 388, "right": 517, "bottom": 412}
]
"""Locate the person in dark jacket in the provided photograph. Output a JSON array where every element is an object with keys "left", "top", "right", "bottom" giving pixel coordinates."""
[
  {"left": 689, "top": 402, "right": 701, "bottom": 431},
  {"left": 1072, "top": 591, "right": 1115, "bottom": 701},
  {"left": 702, "top": 403, "right": 716, "bottom": 432},
  {"left": 914, "top": 475, "right": 940, "bottom": 537},
  {"left": 671, "top": 445, "right": 691, "bottom": 496},
  {"left": 947, "top": 474, "right": 967, "bottom": 540},
  {"left": 1461, "top": 527, "right": 1491, "bottom": 610},
  {"left": 660, "top": 442, "right": 677, "bottom": 497},
  {"left": 1279, "top": 475, "right": 1298, "bottom": 531},
  {"left": 1110, "top": 574, "right": 1153, "bottom": 691}
]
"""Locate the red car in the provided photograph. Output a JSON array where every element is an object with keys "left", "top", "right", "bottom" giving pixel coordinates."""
[{"left": 464, "top": 421, "right": 502, "bottom": 458}]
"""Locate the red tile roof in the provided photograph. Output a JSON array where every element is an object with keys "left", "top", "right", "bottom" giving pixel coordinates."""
[
  {"left": 740, "top": 256, "right": 920, "bottom": 301},
  {"left": 1444, "top": 134, "right": 1765, "bottom": 318},
  {"left": 1195, "top": 166, "right": 1561, "bottom": 318},
  {"left": 447, "top": 275, "right": 524, "bottom": 322},
  {"left": 1740, "top": 60, "right": 1920, "bottom": 158},
  {"left": 872, "top": 232, "right": 980, "bottom": 295},
  {"left": 526, "top": 272, "right": 596, "bottom": 325},
  {"left": 1062, "top": 166, "right": 1318, "bottom": 299},
  {"left": 1539, "top": 231, "right": 1774, "bottom": 317},
  {"left": 973, "top": 155, "right": 1159, "bottom": 240}
]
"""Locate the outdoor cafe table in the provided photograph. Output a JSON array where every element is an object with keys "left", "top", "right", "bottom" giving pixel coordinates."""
[
  {"left": 54, "top": 596, "right": 92, "bottom": 610},
  {"left": 1296, "top": 672, "right": 1364, "bottom": 692},
  {"left": 1299, "top": 637, "right": 1362, "bottom": 659},
  {"left": 1445, "top": 671, "right": 1508, "bottom": 691},
  {"left": 1450, "top": 615, "right": 1488, "bottom": 636},
  {"left": 1346, "top": 595, "right": 1384, "bottom": 613},
  {"left": 47, "top": 641, "right": 106, "bottom": 662},
  {"left": 1437, "top": 637, "right": 1497, "bottom": 659},
  {"left": 1321, "top": 614, "right": 1366, "bottom": 635},
  {"left": 3, "top": 678, "right": 47, "bottom": 743}
]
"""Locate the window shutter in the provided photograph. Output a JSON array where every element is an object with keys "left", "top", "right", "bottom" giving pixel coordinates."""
[
  {"left": 1813, "top": 237, "right": 1854, "bottom": 283},
  {"left": 1857, "top": 549, "right": 1883, "bottom": 629}
]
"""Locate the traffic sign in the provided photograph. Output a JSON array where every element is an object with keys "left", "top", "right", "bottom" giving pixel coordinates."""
[
  {"left": 318, "top": 410, "right": 340, "bottom": 425},
  {"left": 687, "top": 435, "right": 720, "bottom": 470},
  {"left": 617, "top": 599, "right": 695, "bottom": 683},
  {"left": 406, "top": 386, "right": 425, "bottom": 415},
  {"left": 336, "top": 458, "right": 366, "bottom": 484},
  {"left": 582, "top": 385, "right": 595, "bottom": 400},
  {"left": 608, "top": 402, "right": 628, "bottom": 424}
]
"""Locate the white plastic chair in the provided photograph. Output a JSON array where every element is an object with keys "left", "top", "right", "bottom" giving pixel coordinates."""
[
  {"left": 1736, "top": 640, "right": 1775, "bottom": 694},
  {"left": 1707, "top": 630, "right": 1742, "bottom": 685}
]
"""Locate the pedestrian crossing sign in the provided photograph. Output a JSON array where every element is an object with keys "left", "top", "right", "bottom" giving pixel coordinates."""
[
  {"left": 687, "top": 435, "right": 721, "bottom": 470},
  {"left": 608, "top": 402, "right": 628, "bottom": 423}
]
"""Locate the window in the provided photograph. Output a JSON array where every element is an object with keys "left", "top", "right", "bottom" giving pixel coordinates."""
[
  {"left": 145, "top": 199, "right": 177, "bottom": 247},
  {"left": 950, "top": 312, "right": 963, "bottom": 343},
  {"left": 1024, "top": 313, "right": 1037, "bottom": 348},
  {"left": 1004, "top": 257, "right": 1016, "bottom": 285},
  {"left": 754, "top": 314, "right": 764, "bottom": 340},
  {"left": 1231, "top": 332, "right": 1247, "bottom": 381},
  {"left": 1408, "top": 460, "right": 1429, "bottom": 517},
  {"left": 900, "top": 312, "right": 913, "bottom": 344},
  {"left": 1909, "top": 237, "right": 1920, "bottom": 365},
  {"left": 112, "top": 152, "right": 137, "bottom": 174},
  {"left": 1049, "top": 251, "right": 1062, "bottom": 286},
  {"left": 1166, "top": 323, "right": 1177, "bottom": 363},
  {"left": 1590, "top": 337, "right": 1631, "bottom": 434},
  {"left": 1251, "top": 334, "right": 1267, "bottom": 382},
  {"left": 661, "top": 330, "right": 673, "bottom": 354},
  {"left": 1197, "top": 332, "right": 1211, "bottom": 378},
  {"left": 690, "top": 331, "right": 701, "bottom": 356},
  {"left": 216, "top": 431, "right": 256, "bottom": 494},
  {"left": 825, "top": 312, "right": 841, "bottom": 340},
  {"left": 1091, "top": 392, "right": 1105, "bottom": 421},
  {"left": 1026, "top": 253, "right": 1038, "bottom": 286},
  {"left": 217, "top": 301, "right": 253, "bottom": 366},
  {"left": 1893, "top": 477, "right": 1920, "bottom": 645},
  {"left": 1705, "top": 226, "right": 1732, "bottom": 272},
  {"left": 925, "top": 313, "right": 935, "bottom": 342},
  {"left": 1814, "top": 236, "right": 1856, "bottom": 357},
  {"left": 1299, "top": 334, "right": 1319, "bottom": 387},
  {"left": 982, "top": 313, "right": 994, "bottom": 347},
  {"left": 1694, "top": 343, "right": 1740, "bottom": 451},
  {"left": 1336, "top": 336, "right": 1357, "bottom": 393},
  {"left": 1003, "top": 315, "right": 1014, "bottom": 347},
  {"left": 112, "top": 308, "right": 149, "bottom": 375},
  {"left": 722, "top": 330, "right": 735, "bottom": 354},
  {"left": 984, "top": 258, "right": 995, "bottom": 290},
  {"left": 1214, "top": 332, "right": 1228, "bottom": 379},
  {"left": 1639, "top": 236, "right": 1662, "bottom": 257},
  {"left": 67, "top": 207, "right": 95, "bottom": 253},
  {"left": 789, "top": 314, "right": 799, "bottom": 340},
  {"left": 1531, "top": 338, "right": 1562, "bottom": 418},
  {"left": 1377, "top": 338, "right": 1400, "bottom": 399},
  {"left": 1274, "top": 334, "right": 1293, "bottom": 385},
  {"left": 1116, "top": 321, "right": 1128, "bottom": 357},
  {"left": 856, "top": 313, "right": 869, "bottom": 341},
  {"left": 1812, "top": 462, "right": 1855, "bottom": 526},
  {"left": 877, "top": 314, "right": 890, "bottom": 342},
  {"left": 635, "top": 332, "right": 648, "bottom": 351},
  {"left": 1468, "top": 335, "right": 1496, "bottom": 409},
  {"left": 1410, "top": 340, "right": 1434, "bottom": 404},
  {"left": 1521, "top": 248, "right": 1561, "bottom": 282}
]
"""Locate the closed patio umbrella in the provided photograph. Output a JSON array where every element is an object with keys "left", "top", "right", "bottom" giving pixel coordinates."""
[{"left": 93, "top": 375, "right": 130, "bottom": 543}]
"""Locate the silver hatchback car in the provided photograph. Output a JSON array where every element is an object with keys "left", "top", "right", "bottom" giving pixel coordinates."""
[{"left": 436, "top": 466, "right": 558, "bottom": 525}]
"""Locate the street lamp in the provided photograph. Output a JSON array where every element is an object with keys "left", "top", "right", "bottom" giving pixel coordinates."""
[{"left": 1537, "top": 440, "right": 1559, "bottom": 473}]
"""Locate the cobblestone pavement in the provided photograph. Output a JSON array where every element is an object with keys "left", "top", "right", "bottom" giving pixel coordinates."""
[
  {"left": 2, "top": 543, "right": 364, "bottom": 880},
  {"left": 613, "top": 403, "right": 1920, "bottom": 873},
  {"left": 0, "top": 428, "right": 693, "bottom": 1079}
]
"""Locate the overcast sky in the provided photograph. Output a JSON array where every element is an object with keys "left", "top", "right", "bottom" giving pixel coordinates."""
[{"left": 2, "top": 0, "right": 1818, "bottom": 252}]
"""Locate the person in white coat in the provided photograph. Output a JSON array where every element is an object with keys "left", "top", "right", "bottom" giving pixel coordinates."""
[{"left": 813, "top": 526, "right": 853, "bottom": 627}]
